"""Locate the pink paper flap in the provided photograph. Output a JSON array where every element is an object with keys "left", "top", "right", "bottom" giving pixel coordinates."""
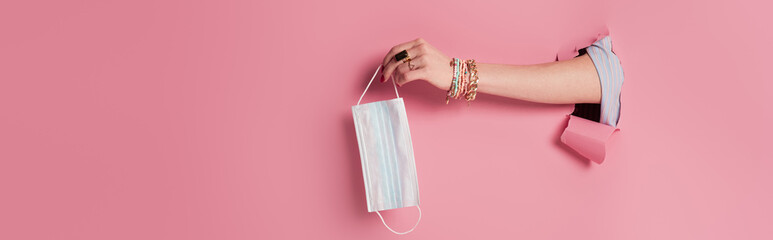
[{"left": 560, "top": 115, "right": 618, "bottom": 164}]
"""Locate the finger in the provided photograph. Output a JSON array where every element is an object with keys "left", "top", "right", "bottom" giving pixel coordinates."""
[
  {"left": 381, "top": 38, "right": 424, "bottom": 68},
  {"left": 381, "top": 38, "right": 425, "bottom": 78},
  {"left": 382, "top": 45, "right": 424, "bottom": 82},
  {"left": 393, "top": 58, "right": 426, "bottom": 87},
  {"left": 395, "top": 68, "right": 425, "bottom": 87}
]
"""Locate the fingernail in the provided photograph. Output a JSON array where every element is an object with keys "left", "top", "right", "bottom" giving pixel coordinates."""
[{"left": 380, "top": 75, "right": 385, "bottom": 82}]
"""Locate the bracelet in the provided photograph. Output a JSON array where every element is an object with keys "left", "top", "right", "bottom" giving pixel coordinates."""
[
  {"left": 465, "top": 59, "right": 478, "bottom": 103},
  {"left": 446, "top": 58, "right": 479, "bottom": 105},
  {"left": 446, "top": 58, "right": 461, "bottom": 104},
  {"left": 460, "top": 60, "right": 468, "bottom": 98}
]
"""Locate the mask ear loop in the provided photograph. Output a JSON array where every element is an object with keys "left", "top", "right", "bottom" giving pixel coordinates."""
[
  {"left": 357, "top": 65, "right": 400, "bottom": 105},
  {"left": 374, "top": 206, "right": 422, "bottom": 235}
]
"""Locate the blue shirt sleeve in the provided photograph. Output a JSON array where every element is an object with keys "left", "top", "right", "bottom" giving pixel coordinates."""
[{"left": 585, "top": 36, "right": 624, "bottom": 127}]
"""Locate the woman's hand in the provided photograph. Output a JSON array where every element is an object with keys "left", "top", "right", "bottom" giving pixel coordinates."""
[{"left": 381, "top": 38, "right": 452, "bottom": 90}]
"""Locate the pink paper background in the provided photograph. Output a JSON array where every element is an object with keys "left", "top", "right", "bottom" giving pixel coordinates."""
[{"left": 1, "top": 0, "right": 772, "bottom": 239}]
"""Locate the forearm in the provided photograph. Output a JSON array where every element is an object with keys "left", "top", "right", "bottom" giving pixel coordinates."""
[{"left": 476, "top": 54, "right": 601, "bottom": 104}]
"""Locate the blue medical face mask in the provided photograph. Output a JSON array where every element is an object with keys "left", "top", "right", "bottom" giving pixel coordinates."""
[{"left": 351, "top": 66, "right": 421, "bottom": 235}]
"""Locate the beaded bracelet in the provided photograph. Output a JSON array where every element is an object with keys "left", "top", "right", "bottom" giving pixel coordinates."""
[
  {"left": 446, "top": 58, "right": 461, "bottom": 104},
  {"left": 446, "top": 58, "right": 479, "bottom": 104},
  {"left": 459, "top": 60, "right": 468, "bottom": 98}
]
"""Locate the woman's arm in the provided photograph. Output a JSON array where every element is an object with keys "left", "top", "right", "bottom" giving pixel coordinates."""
[
  {"left": 380, "top": 38, "right": 601, "bottom": 104},
  {"left": 475, "top": 56, "right": 600, "bottom": 104}
]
